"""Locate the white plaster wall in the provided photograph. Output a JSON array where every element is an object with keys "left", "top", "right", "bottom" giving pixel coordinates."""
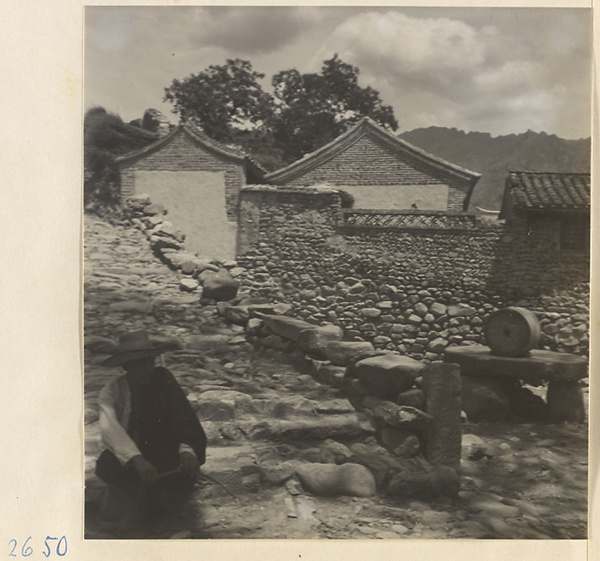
[
  {"left": 134, "top": 170, "right": 236, "bottom": 260},
  {"left": 338, "top": 184, "right": 449, "bottom": 210}
]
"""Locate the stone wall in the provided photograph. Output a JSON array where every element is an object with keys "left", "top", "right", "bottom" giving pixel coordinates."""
[{"left": 237, "top": 187, "right": 589, "bottom": 358}]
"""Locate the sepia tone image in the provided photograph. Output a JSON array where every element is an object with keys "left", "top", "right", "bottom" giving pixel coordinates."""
[{"left": 83, "top": 6, "right": 591, "bottom": 540}]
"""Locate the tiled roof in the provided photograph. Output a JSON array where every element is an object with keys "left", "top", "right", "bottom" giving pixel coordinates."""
[
  {"left": 115, "top": 124, "right": 247, "bottom": 165},
  {"left": 264, "top": 117, "right": 481, "bottom": 187},
  {"left": 507, "top": 171, "right": 590, "bottom": 210}
]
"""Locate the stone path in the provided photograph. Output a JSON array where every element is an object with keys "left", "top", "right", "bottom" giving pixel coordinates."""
[{"left": 84, "top": 213, "right": 588, "bottom": 540}]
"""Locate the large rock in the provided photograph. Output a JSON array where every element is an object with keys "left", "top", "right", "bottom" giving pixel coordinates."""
[
  {"left": 353, "top": 354, "right": 424, "bottom": 399},
  {"left": 461, "top": 374, "right": 511, "bottom": 422},
  {"left": 295, "top": 463, "right": 376, "bottom": 497},
  {"left": 258, "top": 314, "right": 314, "bottom": 342},
  {"left": 348, "top": 440, "right": 424, "bottom": 489},
  {"left": 194, "top": 390, "right": 254, "bottom": 421},
  {"left": 325, "top": 341, "right": 375, "bottom": 366},
  {"left": 546, "top": 380, "right": 585, "bottom": 423},
  {"left": 372, "top": 401, "right": 433, "bottom": 430},
  {"left": 297, "top": 324, "right": 343, "bottom": 358},
  {"left": 378, "top": 427, "right": 421, "bottom": 458},
  {"left": 421, "top": 362, "right": 462, "bottom": 470},
  {"left": 202, "top": 270, "right": 240, "bottom": 301},
  {"left": 386, "top": 466, "right": 460, "bottom": 500},
  {"left": 396, "top": 388, "right": 426, "bottom": 410}
]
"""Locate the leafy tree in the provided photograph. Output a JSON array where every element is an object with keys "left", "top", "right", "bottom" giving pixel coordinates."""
[
  {"left": 163, "top": 59, "right": 274, "bottom": 143},
  {"left": 162, "top": 55, "right": 398, "bottom": 168},
  {"left": 271, "top": 55, "right": 398, "bottom": 162},
  {"left": 84, "top": 107, "right": 157, "bottom": 206}
]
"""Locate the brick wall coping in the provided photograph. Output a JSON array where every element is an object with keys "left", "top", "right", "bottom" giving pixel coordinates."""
[
  {"left": 115, "top": 124, "right": 247, "bottom": 167},
  {"left": 242, "top": 184, "right": 341, "bottom": 195},
  {"left": 263, "top": 117, "right": 482, "bottom": 192}
]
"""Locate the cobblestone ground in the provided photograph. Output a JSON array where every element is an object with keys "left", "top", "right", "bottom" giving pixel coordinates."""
[{"left": 84, "top": 213, "right": 588, "bottom": 540}]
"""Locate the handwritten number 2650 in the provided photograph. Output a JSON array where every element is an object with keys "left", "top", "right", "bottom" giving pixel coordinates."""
[{"left": 8, "top": 536, "right": 67, "bottom": 557}]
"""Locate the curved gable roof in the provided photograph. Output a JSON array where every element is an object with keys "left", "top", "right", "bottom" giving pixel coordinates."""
[
  {"left": 264, "top": 117, "right": 481, "bottom": 188},
  {"left": 114, "top": 124, "right": 247, "bottom": 166}
]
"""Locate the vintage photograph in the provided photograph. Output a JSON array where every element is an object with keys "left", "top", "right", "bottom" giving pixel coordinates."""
[{"left": 83, "top": 6, "right": 591, "bottom": 539}]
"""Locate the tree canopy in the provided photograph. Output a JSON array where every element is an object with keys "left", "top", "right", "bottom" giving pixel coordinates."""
[{"left": 163, "top": 55, "right": 398, "bottom": 168}]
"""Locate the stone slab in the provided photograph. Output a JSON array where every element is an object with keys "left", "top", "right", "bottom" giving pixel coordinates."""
[{"left": 444, "top": 346, "right": 587, "bottom": 384}]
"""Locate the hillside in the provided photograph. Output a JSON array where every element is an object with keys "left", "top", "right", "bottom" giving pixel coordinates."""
[{"left": 399, "top": 128, "right": 591, "bottom": 211}]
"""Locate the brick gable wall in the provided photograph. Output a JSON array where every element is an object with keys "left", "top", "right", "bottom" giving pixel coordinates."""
[
  {"left": 118, "top": 131, "right": 245, "bottom": 220},
  {"left": 279, "top": 136, "right": 468, "bottom": 211}
]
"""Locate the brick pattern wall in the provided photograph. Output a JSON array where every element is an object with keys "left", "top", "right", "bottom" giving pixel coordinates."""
[
  {"left": 118, "top": 130, "right": 246, "bottom": 220},
  {"left": 277, "top": 136, "right": 469, "bottom": 211},
  {"left": 237, "top": 189, "right": 589, "bottom": 359}
]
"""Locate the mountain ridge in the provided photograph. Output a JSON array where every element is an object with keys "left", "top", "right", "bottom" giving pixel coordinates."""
[{"left": 398, "top": 127, "right": 591, "bottom": 211}]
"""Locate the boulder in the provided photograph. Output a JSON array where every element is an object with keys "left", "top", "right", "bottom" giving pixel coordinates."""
[
  {"left": 258, "top": 461, "right": 297, "bottom": 487},
  {"left": 179, "top": 278, "right": 199, "bottom": 292},
  {"left": 151, "top": 235, "right": 182, "bottom": 252},
  {"left": 386, "top": 466, "right": 460, "bottom": 500},
  {"left": 396, "top": 388, "right": 426, "bottom": 410},
  {"left": 354, "top": 353, "right": 424, "bottom": 399},
  {"left": 202, "top": 271, "right": 240, "bottom": 301},
  {"left": 372, "top": 401, "right": 433, "bottom": 430},
  {"left": 378, "top": 427, "right": 421, "bottom": 458},
  {"left": 297, "top": 324, "right": 344, "bottom": 358},
  {"left": 143, "top": 203, "right": 167, "bottom": 216},
  {"left": 195, "top": 390, "right": 254, "bottom": 421},
  {"left": 295, "top": 463, "right": 376, "bottom": 497},
  {"left": 326, "top": 341, "right": 375, "bottom": 366},
  {"left": 461, "top": 374, "right": 511, "bottom": 422},
  {"left": 258, "top": 314, "right": 314, "bottom": 342},
  {"left": 319, "top": 439, "right": 353, "bottom": 464}
]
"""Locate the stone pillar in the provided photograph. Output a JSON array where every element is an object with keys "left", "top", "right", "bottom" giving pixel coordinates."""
[
  {"left": 546, "top": 380, "right": 585, "bottom": 423},
  {"left": 421, "top": 362, "right": 462, "bottom": 471}
]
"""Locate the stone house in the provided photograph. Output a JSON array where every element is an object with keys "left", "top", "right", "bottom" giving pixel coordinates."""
[
  {"left": 499, "top": 171, "right": 591, "bottom": 253},
  {"left": 263, "top": 117, "right": 481, "bottom": 212},
  {"left": 115, "top": 124, "right": 264, "bottom": 259}
]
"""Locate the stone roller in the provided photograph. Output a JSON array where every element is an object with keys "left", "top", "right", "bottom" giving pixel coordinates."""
[{"left": 483, "top": 307, "right": 541, "bottom": 357}]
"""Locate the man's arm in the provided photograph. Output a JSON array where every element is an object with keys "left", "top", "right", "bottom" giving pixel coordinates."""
[
  {"left": 98, "top": 381, "right": 142, "bottom": 465},
  {"left": 161, "top": 368, "right": 208, "bottom": 465}
]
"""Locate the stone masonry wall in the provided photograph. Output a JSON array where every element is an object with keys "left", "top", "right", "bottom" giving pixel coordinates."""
[
  {"left": 119, "top": 130, "right": 246, "bottom": 221},
  {"left": 237, "top": 188, "right": 589, "bottom": 359},
  {"left": 276, "top": 136, "right": 468, "bottom": 212}
]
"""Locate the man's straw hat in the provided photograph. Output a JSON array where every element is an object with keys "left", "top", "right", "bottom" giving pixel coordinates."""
[{"left": 102, "top": 330, "right": 170, "bottom": 367}]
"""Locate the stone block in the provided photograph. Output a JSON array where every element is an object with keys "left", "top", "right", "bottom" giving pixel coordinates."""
[
  {"left": 461, "top": 374, "right": 510, "bottom": 422},
  {"left": 421, "top": 362, "right": 462, "bottom": 470},
  {"left": 354, "top": 353, "right": 424, "bottom": 400},
  {"left": 372, "top": 401, "right": 433, "bottom": 430},
  {"left": 297, "top": 324, "right": 344, "bottom": 358},
  {"left": 295, "top": 463, "right": 376, "bottom": 497},
  {"left": 325, "top": 341, "right": 375, "bottom": 367},
  {"left": 378, "top": 427, "right": 421, "bottom": 458},
  {"left": 202, "top": 271, "right": 240, "bottom": 301}
]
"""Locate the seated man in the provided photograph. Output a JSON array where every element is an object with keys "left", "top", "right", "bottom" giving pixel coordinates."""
[{"left": 95, "top": 330, "right": 207, "bottom": 520}]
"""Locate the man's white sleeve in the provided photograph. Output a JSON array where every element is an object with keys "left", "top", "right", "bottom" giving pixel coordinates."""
[{"left": 98, "top": 382, "right": 141, "bottom": 465}]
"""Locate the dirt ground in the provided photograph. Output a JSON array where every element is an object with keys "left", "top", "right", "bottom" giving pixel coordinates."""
[{"left": 84, "top": 214, "right": 589, "bottom": 540}]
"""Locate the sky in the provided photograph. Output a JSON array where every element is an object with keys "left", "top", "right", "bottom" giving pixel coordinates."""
[{"left": 85, "top": 6, "right": 592, "bottom": 139}]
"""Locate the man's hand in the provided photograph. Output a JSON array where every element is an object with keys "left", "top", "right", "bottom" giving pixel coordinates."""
[
  {"left": 179, "top": 451, "right": 200, "bottom": 479},
  {"left": 130, "top": 455, "right": 159, "bottom": 486}
]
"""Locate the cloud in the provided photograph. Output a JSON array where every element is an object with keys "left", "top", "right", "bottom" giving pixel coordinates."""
[
  {"left": 311, "top": 10, "right": 591, "bottom": 138},
  {"left": 184, "top": 7, "right": 314, "bottom": 55}
]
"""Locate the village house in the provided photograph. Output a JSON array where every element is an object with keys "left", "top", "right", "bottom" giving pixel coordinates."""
[
  {"left": 115, "top": 124, "right": 264, "bottom": 259},
  {"left": 263, "top": 117, "right": 481, "bottom": 213},
  {"left": 500, "top": 171, "right": 591, "bottom": 253}
]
